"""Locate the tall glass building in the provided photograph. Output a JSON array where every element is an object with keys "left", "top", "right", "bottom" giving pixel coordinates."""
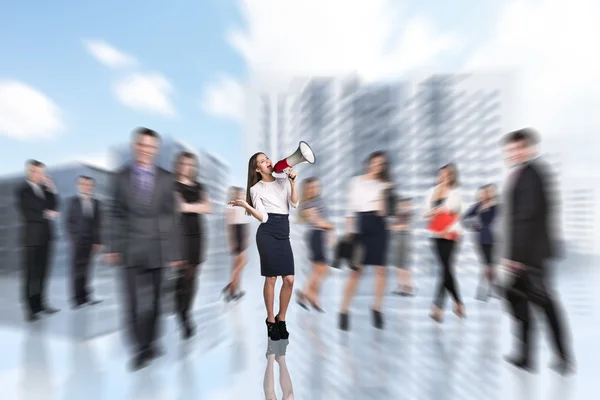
[
  {"left": 246, "top": 73, "right": 513, "bottom": 277},
  {"left": 0, "top": 162, "right": 113, "bottom": 276}
]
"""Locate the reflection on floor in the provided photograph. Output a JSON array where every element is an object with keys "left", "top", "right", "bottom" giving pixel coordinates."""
[{"left": 0, "top": 252, "right": 597, "bottom": 399}]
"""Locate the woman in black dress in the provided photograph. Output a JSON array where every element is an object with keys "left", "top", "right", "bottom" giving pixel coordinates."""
[
  {"left": 174, "top": 151, "right": 212, "bottom": 339},
  {"left": 339, "top": 151, "right": 392, "bottom": 331},
  {"left": 229, "top": 152, "right": 298, "bottom": 341},
  {"left": 222, "top": 186, "right": 250, "bottom": 302}
]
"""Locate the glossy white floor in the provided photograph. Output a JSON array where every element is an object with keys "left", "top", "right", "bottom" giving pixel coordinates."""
[{"left": 0, "top": 252, "right": 597, "bottom": 399}]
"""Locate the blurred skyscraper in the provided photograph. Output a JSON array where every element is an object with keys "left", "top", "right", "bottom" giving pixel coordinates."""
[
  {"left": 245, "top": 73, "right": 515, "bottom": 275},
  {"left": 412, "top": 74, "right": 508, "bottom": 274}
]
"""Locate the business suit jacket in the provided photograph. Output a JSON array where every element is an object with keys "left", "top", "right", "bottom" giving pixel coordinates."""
[
  {"left": 66, "top": 196, "right": 102, "bottom": 245},
  {"left": 15, "top": 182, "right": 60, "bottom": 247},
  {"left": 507, "top": 159, "right": 554, "bottom": 268},
  {"left": 108, "top": 165, "right": 183, "bottom": 269}
]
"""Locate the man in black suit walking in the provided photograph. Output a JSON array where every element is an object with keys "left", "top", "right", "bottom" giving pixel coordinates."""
[
  {"left": 104, "top": 127, "right": 184, "bottom": 371},
  {"left": 15, "top": 160, "right": 61, "bottom": 321},
  {"left": 66, "top": 175, "right": 103, "bottom": 308},
  {"left": 501, "top": 128, "right": 574, "bottom": 375}
]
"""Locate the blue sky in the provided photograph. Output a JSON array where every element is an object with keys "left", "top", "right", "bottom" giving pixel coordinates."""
[
  {"left": 0, "top": 0, "right": 247, "bottom": 177},
  {"left": 1, "top": 0, "right": 599, "bottom": 184}
]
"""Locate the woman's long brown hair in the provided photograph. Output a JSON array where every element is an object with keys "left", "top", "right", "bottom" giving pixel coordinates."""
[
  {"left": 367, "top": 151, "right": 390, "bottom": 182},
  {"left": 245, "top": 152, "right": 264, "bottom": 215}
]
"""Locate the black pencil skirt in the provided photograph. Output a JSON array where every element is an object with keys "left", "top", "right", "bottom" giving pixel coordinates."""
[
  {"left": 230, "top": 223, "right": 249, "bottom": 255},
  {"left": 256, "top": 213, "right": 295, "bottom": 277},
  {"left": 357, "top": 211, "right": 388, "bottom": 266},
  {"left": 306, "top": 229, "right": 327, "bottom": 264}
]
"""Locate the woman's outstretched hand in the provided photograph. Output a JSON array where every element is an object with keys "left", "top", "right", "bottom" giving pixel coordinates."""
[{"left": 229, "top": 199, "right": 248, "bottom": 209}]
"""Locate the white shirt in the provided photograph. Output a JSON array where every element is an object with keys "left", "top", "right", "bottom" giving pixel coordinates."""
[
  {"left": 250, "top": 177, "right": 298, "bottom": 223},
  {"left": 226, "top": 205, "right": 249, "bottom": 225},
  {"left": 424, "top": 185, "right": 463, "bottom": 237},
  {"left": 346, "top": 175, "right": 387, "bottom": 217},
  {"left": 27, "top": 180, "right": 44, "bottom": 198},
  {"left": 80, "top": 195, "right": 94, "bottom": 218}
]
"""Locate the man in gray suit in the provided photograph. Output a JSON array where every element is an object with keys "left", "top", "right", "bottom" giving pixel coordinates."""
[{"left": 104, "top": 127, "right": 184, "bottom": 371}]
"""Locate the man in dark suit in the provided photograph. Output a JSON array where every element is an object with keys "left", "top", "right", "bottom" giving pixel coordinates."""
[
  {"left": 501, "top": 128, "right": 574, "bottom": 375},
  {"left": 66, "top": 175, "right": 103, "bottom": 308},
  {"left": 104, "top": 127, "right": 184, "bottom": 371},
  {"left": 15, "top": 160, "right": 61, "bottom": 321}
]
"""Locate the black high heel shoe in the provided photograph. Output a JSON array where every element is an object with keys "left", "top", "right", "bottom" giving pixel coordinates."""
[
  {"left": 220, "top": 284, "right": 232, "bottom": 302},
  {"left": 266, "top": 318, "right": 281, "bottom": 341},
  {"left": 308, "top": 299, "right": 324, "bottom": 313},
  {"left": 339, "top": 312, "right": 349, "bottom": 331},
  {"left": 274, "top": 314, "right": 289, "bottom": 339},
  {"left": 371, "top": 309, "right": 384, "bottom": 329},
  {"left": 295, "top": 290, "right": 309, "bottom": 311}
]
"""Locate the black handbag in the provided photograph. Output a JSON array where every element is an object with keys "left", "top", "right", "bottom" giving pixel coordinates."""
[{"left": 332, "top": 234, "right": 364, "bottom": 270}]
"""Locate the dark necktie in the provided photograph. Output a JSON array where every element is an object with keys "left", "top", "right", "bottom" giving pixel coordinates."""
[{"left": 136, "top": 169, "right": 153, "bottom": 206}]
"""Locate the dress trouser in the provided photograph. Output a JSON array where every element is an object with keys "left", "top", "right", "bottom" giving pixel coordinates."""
[
  {"left": 22, "top": 243, "right": 51, "bottom": 313},
  {"left": 175, "top": 264, "right": 198, "bottom": 324},
  {"left": 432, "top": 238, "right": 462, "bottom": 308},
  {"left": 71, "top": 238, "right": 94, "bottom": 305},
  {"left": 505, "top": 265, "right": 569, "bottom": 362},
  {"left": 123, "top": 267, "right": 163, "bottom": 353}
]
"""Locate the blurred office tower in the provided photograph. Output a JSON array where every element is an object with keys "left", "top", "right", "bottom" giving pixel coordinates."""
[
  {"left": 245, "top": 73, "right": 515, "bottom": 275},
  {"left": 412, "top": 74, "right": 512, "bottom": 274},
  {"left": 110, "top": 136, "right": 230, "bottom": 278},
  {"left": 562, "top": 184, "right": 596, "bottom": 257},
  {"left": 0, "top": 161, "right": 113, "bottom": 276}
]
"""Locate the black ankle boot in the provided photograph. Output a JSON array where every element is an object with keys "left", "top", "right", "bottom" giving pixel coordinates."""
[
  {"left": 275, "top": 315, "right": 289, "bottom": 339},
  {"left": 266, "top": 318, "right": 281, "bottom": 341},
  {"left": 371, "top": 309, "right": 384, "bottom": 329},
  {"left": 339, "top": 313, "right": 349, "bottom": 331},
  {"left": 182, "top": 319, "right": 195, "bottom": 339}
]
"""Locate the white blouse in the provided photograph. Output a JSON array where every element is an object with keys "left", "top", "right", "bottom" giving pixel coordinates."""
[
  {"left": 424, "top": 185, "right": 463, "bottom": 236},
  {"left": 226, "top": 205, "right": 249, "bottom": 225},
  {"left": 250, "top": 177, "right": 298, "bottom": 223},
  {"left": 346, "top": 175, "right": 387, "bottom": 217}
]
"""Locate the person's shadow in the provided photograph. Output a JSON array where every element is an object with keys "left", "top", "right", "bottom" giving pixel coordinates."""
[
  {"left": 19, "top": 321, "right": 56, "bottom": 400},
  {"left": 63, "top": 308, "right": 104, "bottom": 400},
  {"left": 263, "top": 339, "right": 294, "bottom": 400}
]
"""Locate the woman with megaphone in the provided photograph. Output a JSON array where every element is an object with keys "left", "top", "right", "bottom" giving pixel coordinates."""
[{"left": 229, "top": 152, "right": 299, "bottom": 342}]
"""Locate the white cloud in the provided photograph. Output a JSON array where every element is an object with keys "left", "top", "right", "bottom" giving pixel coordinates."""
[
  {"left": 465, "top": 0, "right": 600, "bottom": 175},
  {"left": 113, "top": 72, "right": 175, "bottom": 116},
  {"left": 83, "top": 39, "right": 137, "bottom": 69},
  {"left": 0, "top": 80, "right": 64, "bottom": 140},
  {"left": 77, "top": 152, "right": 114, "bottom": 170},
  {"left": 202, "top": 0, "right": 460, "bottom": 119},
  {"left": 201, "top": 74, "right": 245, "bottom": 121}
]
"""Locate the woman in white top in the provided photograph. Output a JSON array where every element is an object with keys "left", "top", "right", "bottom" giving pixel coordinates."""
[
  {"left": 229, "top": 152, "right": 298, "bottom": 342},
  {"left": 222, "top": 186, "right": 250, "bottom": 302},
  {"left": 423, "top": 163, "right": 465, "bottom": 322},
  {"left": 339, "top": 151, "right": 392, "bottom": 331}
]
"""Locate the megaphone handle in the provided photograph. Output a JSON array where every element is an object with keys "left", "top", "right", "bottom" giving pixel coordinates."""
[{"left": 283, "top": 167, "right": 295, "bottom": 180}]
